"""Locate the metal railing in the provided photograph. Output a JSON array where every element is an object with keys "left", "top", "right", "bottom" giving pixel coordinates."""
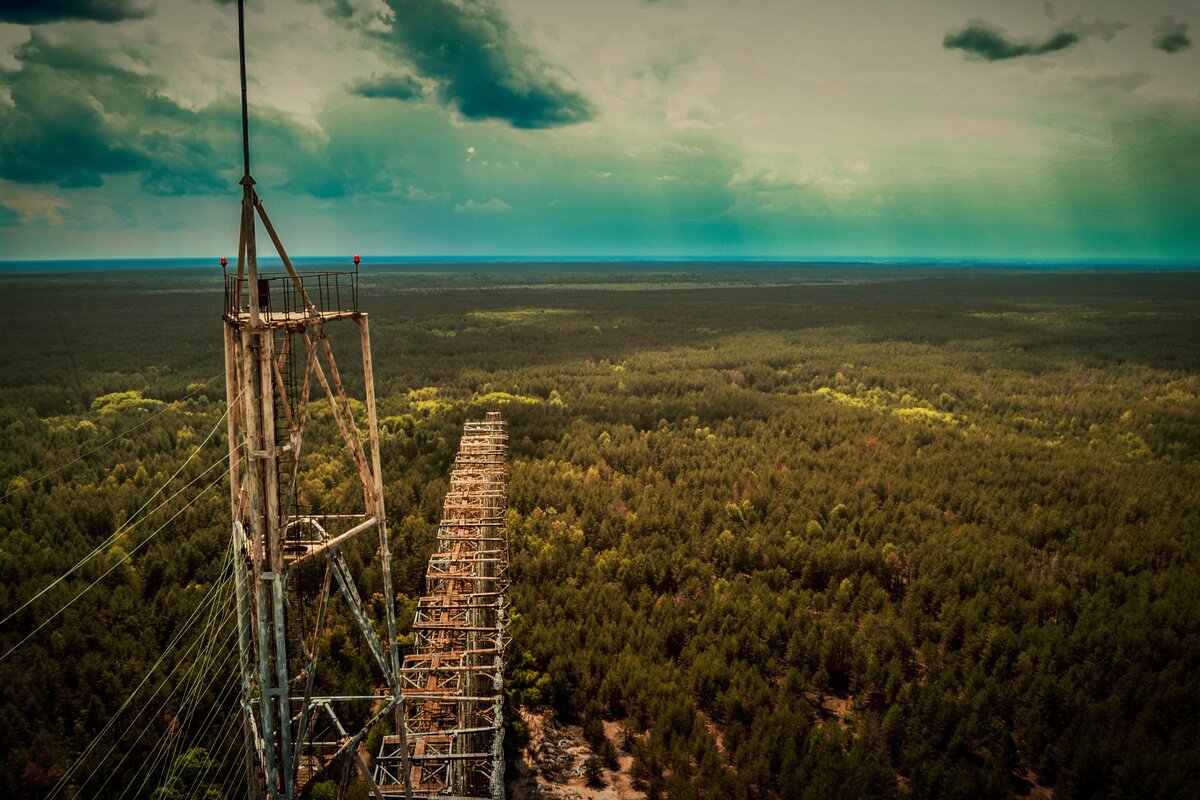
[{"left": 224, "top": 268, "right": 358, "bottom": 317}]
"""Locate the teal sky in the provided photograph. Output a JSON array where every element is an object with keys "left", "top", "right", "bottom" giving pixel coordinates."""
[{"left": 0, "top": 0, "right": 1197, "bottom": 261}]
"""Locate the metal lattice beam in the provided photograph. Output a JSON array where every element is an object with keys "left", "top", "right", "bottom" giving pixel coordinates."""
[{"left": 374, "top": 414, "right": 509, "bottom": 800}]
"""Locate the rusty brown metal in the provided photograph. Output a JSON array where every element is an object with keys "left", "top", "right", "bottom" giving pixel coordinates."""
[
  {"left": 375, "top": 412, "right": 509, "bottom": 799},
  {"left": 225, "top": 200, "right": 401, "bottom": 800}
]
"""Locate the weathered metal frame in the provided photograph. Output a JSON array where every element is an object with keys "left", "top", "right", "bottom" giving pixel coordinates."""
[
  {"left": 225, "top": 3, "right": 407, "bottom": 796},
  {"left": 224, "top": 156, "right": 406, "bottom": 800},
  {"left": 373, "top": 415, "right": 509, "bottom": 799}
]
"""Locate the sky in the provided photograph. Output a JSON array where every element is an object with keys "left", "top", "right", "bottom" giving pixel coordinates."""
[{"left": 0, "top": 0, "right": 1197, "bottom": 261}]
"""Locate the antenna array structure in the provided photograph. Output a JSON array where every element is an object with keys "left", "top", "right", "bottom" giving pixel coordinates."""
[
  {"left": 374, "top": 413, "right": 510, "bottom": 798},
  {"left": 223, "top": 1, "right": 408, "bottom": 797}
]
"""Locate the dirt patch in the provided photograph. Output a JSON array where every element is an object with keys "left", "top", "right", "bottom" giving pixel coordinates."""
[
  {"left": 509, "top": 709, "right": 646, "bottom": 800},
  {"left": 694, "top": 709, "right": 727, "bottom": 755},
  {"left": 1013, "top": 767, "right": 1053, "bottom": 799},
  {"left": 807, "top": 690, "right": 854, "bottom": 732}
]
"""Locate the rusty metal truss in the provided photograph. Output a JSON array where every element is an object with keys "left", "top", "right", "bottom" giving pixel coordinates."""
[
  {"left": 223, "top": 26, "right": 401, "bottom": 795},
  {"left": 223, "top": 4, "right": 410, "bottom": 798},
  {"left": 375, "top": 413, "right": 509, "bottom": 800},
  {"left": 224, "top": 191, "right": 404, "bottom": 800}
]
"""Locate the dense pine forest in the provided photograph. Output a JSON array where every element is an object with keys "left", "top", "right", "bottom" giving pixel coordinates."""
[{"left": 1, "top": 264, "right": 1198, "bottom": 798}]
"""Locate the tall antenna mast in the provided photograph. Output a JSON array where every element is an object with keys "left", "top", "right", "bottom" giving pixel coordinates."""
[
  {"left": 238, "top": 0, "right": 252, "bottom": 180},
  {"left": 222, "top": 1, "right": 411, "bottom": 796}
]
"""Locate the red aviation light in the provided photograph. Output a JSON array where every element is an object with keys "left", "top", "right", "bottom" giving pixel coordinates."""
[{"left": 353, "top": 253, "right": 360, "bottom": 266}]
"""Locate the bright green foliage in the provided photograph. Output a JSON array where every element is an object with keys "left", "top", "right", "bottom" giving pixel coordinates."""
[
  {"left": 152, "top": 748, "right": 225, "bottom": 800},
  {"left": 309, "top": 781, "right": 337, "bottom": 800}
]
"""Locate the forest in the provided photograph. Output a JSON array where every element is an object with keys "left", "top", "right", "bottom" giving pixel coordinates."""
[{"left": 0, "top": 263, "right": 1198, "bottom": 799}]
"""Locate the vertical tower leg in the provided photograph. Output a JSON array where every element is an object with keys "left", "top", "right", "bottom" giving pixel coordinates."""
[
  {"left": 255, "top": 575, "right": 279, "bottom": 799},
  {"left": 232, "top": 522, "right": 262, "bottom": 800},
  {"left": 359, "top": 317, "right": 414, "bottom": 799}
]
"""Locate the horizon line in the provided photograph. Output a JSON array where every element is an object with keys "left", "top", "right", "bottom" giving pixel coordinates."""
[{"left": 2, "top": 255, "right": 1199, "bottom": 268}]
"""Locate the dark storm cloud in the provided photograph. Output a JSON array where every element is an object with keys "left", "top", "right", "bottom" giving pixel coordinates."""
[
  {"left": 944, "top": 18, "right": 1127, "bottom": 62},
  {"left": 0, "top": 33, "right": 345, "bottom": 197},
  {"left": 0, "top": 0, "right": 149, "bottom": 24},
  {"left": 0, "top": 35, "right": 169, "bottom": 188},
  {"left": 349, "top": 73, "right": 424, "bottom": 101},
  {"left": 1152, "top": 17, "right": 1193, "bottom": 54},
  {"left": 944, "top": 22, "right": 1077, "bottom": 61},
  {"left": 370, "top": 0, "right": 593, "bottom": 129}
]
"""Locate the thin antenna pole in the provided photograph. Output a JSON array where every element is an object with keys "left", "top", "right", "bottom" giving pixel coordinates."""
[
  {"left": 236, "top": 0, "right": 258, "bottom": 328},
  {"left": 237, "top": 0, "right": 251, "bottom": 178}
]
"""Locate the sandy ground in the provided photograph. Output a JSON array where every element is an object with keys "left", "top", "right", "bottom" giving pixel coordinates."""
[{"left": 509, "top": 709, "right": 646, "bottom": 800}]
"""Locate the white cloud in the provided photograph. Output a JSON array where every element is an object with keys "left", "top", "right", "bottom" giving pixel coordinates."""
[
  {"left": 664, "top": 55, "right": 725, "bottom": 129},
  {"left": 727, "top": 159, "right": 813, "bottom": 190},
  {"left": 390, "top": 183, "right": 449, "bottom": 203},
  {"left": 454, "top": 197, "right": 512, "bottom": 213}
]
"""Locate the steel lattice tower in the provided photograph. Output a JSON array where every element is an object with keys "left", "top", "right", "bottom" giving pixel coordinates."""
[{"left": 223, "top": 2, "right": 409, "bottom": 797}]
